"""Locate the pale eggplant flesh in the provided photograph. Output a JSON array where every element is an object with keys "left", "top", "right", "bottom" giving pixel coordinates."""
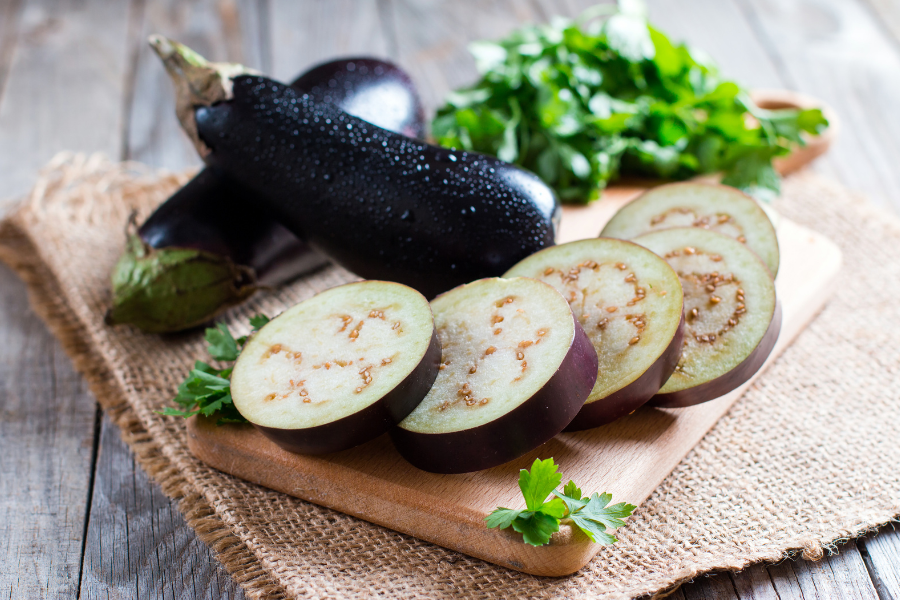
[
  {"left": 107, "top": 57, "right": 426, "bottom": 333},
  {"left": 504, "top": 238, "right": 685, "bottom": 429},
  {"left": 649, "top": 302, "right": 781, "bottom": 408},
  {"left": 566, "top": 313, "right": 683, "bottom": 427},
  {"left": 230, "top": 281, "right": 440, "bottom": 454},
  {"left": 391, "top": 278, "right": 597, "bottom": 474},
  {"left": 634, "top": 227, "right": 780, "bottom": 407},
  {"left": 600, "top": 182, "right": 780, "bottom": 277}
]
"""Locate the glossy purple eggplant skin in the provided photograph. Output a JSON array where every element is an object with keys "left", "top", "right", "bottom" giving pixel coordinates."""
[
  {"left": 139, "top": 167, "right": 326, "bottom": 286},
  {"left": 193, "top": 76, "right": 561, "bottom": 300},
  {"left": 648, "top": 302, "right": 782, "bottom": 408},
  {"left": 256, "top": 328, "right": 441, "bottom": 455},
  {"left": 390, "top": 317, "right": 597, "bottom": 474},
  {"left": 292, "top": 58, "right": 425, "bottom": 140},
  {"left": 139, "top": 58, "right": 427, "bottom": 286}
]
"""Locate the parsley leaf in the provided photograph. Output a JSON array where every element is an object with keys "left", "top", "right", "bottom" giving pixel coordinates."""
[
  {"left": 486, "top": 458, "right": 635, "bottom": 546},
  {"left": 159, "top": 314, "right": 269, "bottom": 425},
  {"left": 553, "top": 480, "right": 589, "bottom": 514},
  {"left": 206, "top": 322, "right": 239, "bottom": 361},
  {"left": 512, "top": 511, "right": 561, "bottom": 546},
  {"left": 563, "top": 491, "right": 637, "bottom": 544},
  {"left": 519, "top": 457, "right": 562, "bottom": 510},
  {"left": 249, "top": 314, "right": 271, "bottom": 329},
  {"left": 484, "top": 507, "right": 523, "bottom": 530},
  {"left": 433, "top": 0, "right": 829, "bottom": 203}
]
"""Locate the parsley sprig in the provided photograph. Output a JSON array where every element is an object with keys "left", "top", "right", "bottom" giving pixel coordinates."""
[
  {"left": 433, "top": 0, "right": 828, "bottom": 203},
  {"left": 159, "top": 314, "right": 269, "bottom": 425},
  {"left": 486, "top": 458, "right": 635, "bottom": 546}
]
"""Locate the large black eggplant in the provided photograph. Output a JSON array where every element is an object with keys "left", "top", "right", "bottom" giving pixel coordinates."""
[
  {"left": 151, "top": 38, "right": 560, "bottom": 299},
  {"left": 107, "top": 56, "right": 426, "bottom": 333}
]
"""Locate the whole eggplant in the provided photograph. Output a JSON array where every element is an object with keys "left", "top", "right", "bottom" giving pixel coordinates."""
[
  {"left": 107, "top": 57, "right": 426, "bottom": 333},
  {"left": 151, "top": 38, "right": 560, "bottom": 299}
]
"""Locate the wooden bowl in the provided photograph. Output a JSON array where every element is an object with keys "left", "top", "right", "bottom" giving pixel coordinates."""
[{"left": 750, "top": 88, "right": 839, "bottom": 176}]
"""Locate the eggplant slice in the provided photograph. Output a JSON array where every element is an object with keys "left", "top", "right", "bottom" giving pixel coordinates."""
[
  {"left": 392, "top": 277, "right": 597, "bottom": 473},
  {"left": 634, "top": 228, "right": 780, "bottom": 408},
  {"left": 504, "top": 238, "right": 685, "bottom": 429},
  {"left": 601, "top": 182, "right": 780, "bottom": 277},
  {"left": 231, "top": 281, "right": 440, "bottom": 454}
]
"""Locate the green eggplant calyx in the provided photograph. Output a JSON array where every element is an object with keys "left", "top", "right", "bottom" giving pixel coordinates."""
[
  {"left": 148, "top": 35, "right": 257, "bottom": 157},
  {"left": 106, "top": 234, "right": 258, "bottom": 333}
]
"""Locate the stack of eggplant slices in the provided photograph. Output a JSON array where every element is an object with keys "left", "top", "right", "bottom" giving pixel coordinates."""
[{"left": 115, "top": 38, "right": 781, "bottom": 474}]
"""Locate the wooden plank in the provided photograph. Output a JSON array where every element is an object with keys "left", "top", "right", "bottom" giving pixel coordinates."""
[
  {"left": 80, "top": 1, "right": 263, "bottom": 598},
  {"left": 187, "top": 197, "right": 842, "bottom": 577},
  {"left": 234, "top": 0, "right": 271, "bottom": 73},
  {"left": 383, "top": 0, "right": 545, "bottom": 114},
  {"left": 679, "top": 572, "right": 741, "bottom": 600},
  {"left": 729, "top": 565, "right": 780, "bottom": 600},
  {"left": 0, "top": 263, "right": 98, "bottom": 598},
  {"left": 268, "top": 0, "right": 392, "bottom": 84},
  {"left": 0, "top": 0, "right": 884, "bottom": 596},
  {"left": 766, "top": 549, "right": 880, "bottom": 599},
  {"left": 643, "top": 0, "right": 785, "bottom": 90},
  {"left": 79, "top": 414, "right": 247, "bottom": 600},
  {"left": 858, "top": 0, "right": 900, "bottom": 56},
  {"left": 859, "top": 528, "right": 900, "bottom": 600},
  {"left": 734, "top": 0, "right": 900, "bottom": 214},
  {"left": 0, "top": 0, "right": 24, "bottom": 107},
  {"left": 126, "top": 0, "right": 252, "bottom": 170},
  {"left": 0, "top": 0, "right": 132, "bottom": 202},
  {"left": 671, "top": 545, "right": 883, "bottom": 600},
  {"left": 0, "top": 0, "right": 131, "bottom": 596}
]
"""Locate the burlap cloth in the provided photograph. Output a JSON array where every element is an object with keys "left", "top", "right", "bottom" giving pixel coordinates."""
[{"left": 1, "top": 153, "right": 898, "bottom": 599}]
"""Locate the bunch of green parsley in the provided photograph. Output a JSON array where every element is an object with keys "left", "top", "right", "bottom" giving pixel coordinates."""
[
  {"left": 432, "top": 0, "right": 828, "bottom": 203},
  {"left": 160, "top": 315, "right": 269, "bottom": 424},
  {"left": 486, "top": 458, "right": 635, "bottom": 546}
]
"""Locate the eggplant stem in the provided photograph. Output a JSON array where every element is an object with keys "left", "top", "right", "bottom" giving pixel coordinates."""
[{"left": 148, "top": 35, "right": 257, "bottom": 157}]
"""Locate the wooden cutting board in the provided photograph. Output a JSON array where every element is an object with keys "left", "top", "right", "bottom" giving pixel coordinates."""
[
  {"left": 187, "top": 193, "right": 842, "bottom": 578},
  {"left": 187, "top": 91, "right": 842, "bottom": 577}
]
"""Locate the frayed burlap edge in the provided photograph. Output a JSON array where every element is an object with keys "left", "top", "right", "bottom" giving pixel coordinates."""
[{"left": 0, "top": 211, "right": 289, "bottom": 600}]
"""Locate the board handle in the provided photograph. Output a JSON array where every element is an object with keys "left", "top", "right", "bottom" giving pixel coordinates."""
[{"left": 750, "top": 89, "right": 838, "bottom": 176}]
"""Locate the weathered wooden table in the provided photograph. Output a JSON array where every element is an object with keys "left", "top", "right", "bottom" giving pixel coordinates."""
[{"left": 2, "top": 0, "right": 899, "bottom": 598}]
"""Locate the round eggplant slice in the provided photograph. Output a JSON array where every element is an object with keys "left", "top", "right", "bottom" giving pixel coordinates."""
[
  {"left": 392, "top": 277, "right": 598, "bottom": 474},
  {"left": 633, "top": 228, "right": 780, "bottom": 408},
  {"left": 504, "top": 238, "right": 685, "bottom": 430},
  {"left": 230, "top": 281, "right": 440, "bottom": 454},
  {"left": 601, "top": 182, "right": 780, "bottom": 277}
]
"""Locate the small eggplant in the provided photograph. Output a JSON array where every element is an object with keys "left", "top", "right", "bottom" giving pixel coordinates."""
[
  {"left": 107, "top": 57, "right": 426, "bottom": 333},
  {"left": 150, "top": 37, "right": 561, "bottom": 300}
]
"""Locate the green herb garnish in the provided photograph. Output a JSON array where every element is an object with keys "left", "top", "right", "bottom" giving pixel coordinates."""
[
  {"left": 432, "top": 0, "right": 828, "bottom": 203},
  {"left": 159, "top": 314, "right": 270, "bottom": 424},
  {"left": 485, "top": 458, "right": 635, "bottom": 546}
]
